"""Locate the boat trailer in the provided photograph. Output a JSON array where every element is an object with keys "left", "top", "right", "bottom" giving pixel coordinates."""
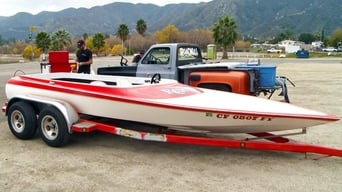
[
  {"left": 2, "top": 101, "right": 341, "bottom": 158},
  {"left": 72, "top": 117, "right": 342, "bottom": 158},
  {"left": 2, "top": 91, "right": 340, "bottom": 158}
]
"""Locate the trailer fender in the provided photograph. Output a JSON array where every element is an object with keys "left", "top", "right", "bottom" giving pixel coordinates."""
[{"left": 7, "top": 95, "right": 79, "bottom": 132}]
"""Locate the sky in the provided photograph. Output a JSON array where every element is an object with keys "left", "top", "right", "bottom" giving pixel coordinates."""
[{"left": 0, "top": 0, "right": 212, "bottom": 16}]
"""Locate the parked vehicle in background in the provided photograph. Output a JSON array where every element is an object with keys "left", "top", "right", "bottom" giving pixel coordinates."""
[
  {"left": 322, "top": 47, "right": 337, "bottom": 52},
  {"left": 267, "top": 48, "right": 282, "bottom": 53},
  {"left": 296, "top": 49, "right": 309, "bottom": 58}
]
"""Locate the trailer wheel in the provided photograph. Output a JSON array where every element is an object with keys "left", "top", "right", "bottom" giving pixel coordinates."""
[
  {"left": 7, "top": 101, "right": 37, "bottom": 139},
  {"left": 38, "top": 106, "right": 70, "bottom": 147}
]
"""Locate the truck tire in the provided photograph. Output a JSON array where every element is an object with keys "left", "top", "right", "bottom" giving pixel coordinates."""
[
  {"left": 7, "top": 101, "right": 37, "bottom": 139},
  {"left": 38, "top": 106, "right": 70, "bottom": 147}
]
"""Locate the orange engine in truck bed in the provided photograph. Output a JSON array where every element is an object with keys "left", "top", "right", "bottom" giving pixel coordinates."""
[{"left": 188, "top": 71, "right": 251, "bottom": 95}]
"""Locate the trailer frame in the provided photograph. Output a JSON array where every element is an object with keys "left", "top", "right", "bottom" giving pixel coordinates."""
[{"left": 71, "top": 118, "right": 342, "bottom": 158}]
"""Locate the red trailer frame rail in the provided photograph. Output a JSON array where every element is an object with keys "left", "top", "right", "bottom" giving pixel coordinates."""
[{"left": 72, "top": 119, "right": 342, "bottom": 158}]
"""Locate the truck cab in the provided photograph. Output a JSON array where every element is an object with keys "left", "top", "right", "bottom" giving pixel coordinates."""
[{"left": 136, "top": 43, "right": 203, "bottom": 80}]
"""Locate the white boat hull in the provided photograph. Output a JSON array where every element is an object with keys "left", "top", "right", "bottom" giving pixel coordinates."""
[{"left": 5, "top": 73, "right": 339, "bottom": 133}]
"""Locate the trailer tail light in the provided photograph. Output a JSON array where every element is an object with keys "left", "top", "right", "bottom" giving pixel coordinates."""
[{"left": 2, "top": 102, "right": 8, "bottom": 113}]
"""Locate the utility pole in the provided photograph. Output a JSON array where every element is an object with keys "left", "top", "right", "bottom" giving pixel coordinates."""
[{"left": 29, "top": 26, "right": 36, "bottom": 60}]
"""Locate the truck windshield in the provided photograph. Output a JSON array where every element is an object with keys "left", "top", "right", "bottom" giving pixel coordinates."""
[{"left": 141, "top": 47, "right": 170, "bottom": 65}]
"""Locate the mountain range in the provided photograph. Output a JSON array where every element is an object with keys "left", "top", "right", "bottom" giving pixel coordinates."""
[{"left": 0, "top": 0, "right": 341, "bottom": 40}]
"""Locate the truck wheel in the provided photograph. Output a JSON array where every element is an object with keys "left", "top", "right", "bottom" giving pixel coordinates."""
[
  {"left": 7, "top": 101, "right": 37, "bottom": 139},
  {"left": 38, "top": 106, "right": 70, "bottom": 147}
]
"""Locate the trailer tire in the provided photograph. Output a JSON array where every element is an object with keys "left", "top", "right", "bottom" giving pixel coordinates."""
[
  {"left": 7, "top": 101, "right": 37, "bottom": 139},
  {"left": 38, "top": 106, "right": 70, "bottom": 147}
]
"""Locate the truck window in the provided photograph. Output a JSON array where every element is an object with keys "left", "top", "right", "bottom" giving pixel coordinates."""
[
  {"left": 141, "top": 47, "right": 170, "bottom": 65},
  {"left": 176, "top": 46, "right": 202, "bottom": 66}
]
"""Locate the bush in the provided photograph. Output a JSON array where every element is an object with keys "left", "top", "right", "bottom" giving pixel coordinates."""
[
  {"left": 22, "top": 45, "right": 41, "bottom": 60},
  {"left": 111, "top": 44, "right": 124, "bottom": 56}
]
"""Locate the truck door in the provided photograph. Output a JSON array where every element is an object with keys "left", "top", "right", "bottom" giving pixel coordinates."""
[{"left": 136, "top": 46, "right": 175, "bottom": 79}]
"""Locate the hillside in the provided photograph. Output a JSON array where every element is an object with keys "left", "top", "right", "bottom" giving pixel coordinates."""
[{"left": 0, "top": 0, "right": 341, "bottom": 40}]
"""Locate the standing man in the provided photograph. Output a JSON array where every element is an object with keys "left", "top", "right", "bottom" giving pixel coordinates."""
[{"left": 76, "top": 40, "right": 93, "bottom": 74}]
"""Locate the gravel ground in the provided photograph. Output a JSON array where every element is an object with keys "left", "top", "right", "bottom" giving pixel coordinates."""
[{"left": 0, "top": 56, "right": 341, "bottom": 192}]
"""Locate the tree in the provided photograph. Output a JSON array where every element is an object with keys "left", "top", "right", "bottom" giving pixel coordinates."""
[
  {"left": 35, "top": 31, "right": 51, "bottom": 53},
  {"left": 0, "top": 35, "right": 4, "bottom": 46},
  {"left": 270, "top": 33, "right": 287, "bottom": 44},
  {"left": 136, "top": 19, "right": 147, "bottom": 36},
  {"left": 51, "top": 29, "right": 71, "bottom": 50},
  {"left": 270, "top": 29, "right": 295, "bottom": 44},
  {"left": 186, "top": 29, "right": 213, "bottom": 48},
  {"left": 81, "top": 37, "right": 94, "bottom": 53},
  {"left": 82, "top": 33, "right": 88, "bottom": 40},
  {"left": 11, "top": 41, "right": 26, "bottom": 54},
  {"left": 298, "top": 33, "right": 316, "bottom": 44},
  {"left": 92, "top": 32, "right": 105, "bottom": 56},
  {"left": 284, "top": 29, "right": 294, "bottom": 40},
  {"left": 101, "top": 42, "right": 112, "bottom": 56},
  {"left": 128, "top": 34, "right": 155, "bottom": 52},
  {"left": 155, "top": 25, "right": 180, "bottom": 43},
  {"left": 104, "top": 33, "right": 110, "bottom": 39},
  {"left": 212, "top": 15, "right": 238, "bottom": 59},
  {"left": 329, "top": 28, "right": 342, "bottom": 47},
  {"left": 116, "top": 24, "right": 129, "bottom": 54},
  {"left": 234, "top": 40, "right": 251, "bottom": 52}
]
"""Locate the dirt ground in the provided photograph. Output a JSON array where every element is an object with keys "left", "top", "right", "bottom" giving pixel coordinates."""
[{"left": 0, "top": 56, "right": 342, "bottom": 192}]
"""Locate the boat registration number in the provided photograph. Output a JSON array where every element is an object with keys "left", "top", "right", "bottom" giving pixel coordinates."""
[{"left": 208, "top": 113, "right": 273, "bottom": 121}]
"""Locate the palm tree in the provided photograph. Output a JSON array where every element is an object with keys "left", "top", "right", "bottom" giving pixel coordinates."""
[
  {"left": 116, "top": 24, "right": 129, "bottom": 55},
  {"left": 136, "top": 19, "right": 147, "bottom": 36},
  {"left": 212, "top": 16, "right": 238, "bottom": 59},
  {"left": 92, "top": 32, "right": 105, "bottom": 56},
  {"left": 35, "top": 31, "right": 51, "bottom": 54},
  {"left": 51, "top": 29, "right": 71, "bottom": 50},
  {"left": 82, "top": 33, "right": 88, "bottom": 40}
]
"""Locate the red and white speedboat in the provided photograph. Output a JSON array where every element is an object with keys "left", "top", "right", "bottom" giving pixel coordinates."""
[{"left": 5, "top": 72, "right": 339, "bottom": 133}]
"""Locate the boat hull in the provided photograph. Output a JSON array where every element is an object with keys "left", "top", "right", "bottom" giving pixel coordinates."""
[{"left": 5, "top": 73, "right": 339, "bottom": 133}]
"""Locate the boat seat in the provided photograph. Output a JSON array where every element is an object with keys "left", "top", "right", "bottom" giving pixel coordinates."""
[
  {"left": 116, "top": 78, "right": 132, "bottom": 86},
  {"left": 90, "top": 81, "right": 107, "bottom": 86}
]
